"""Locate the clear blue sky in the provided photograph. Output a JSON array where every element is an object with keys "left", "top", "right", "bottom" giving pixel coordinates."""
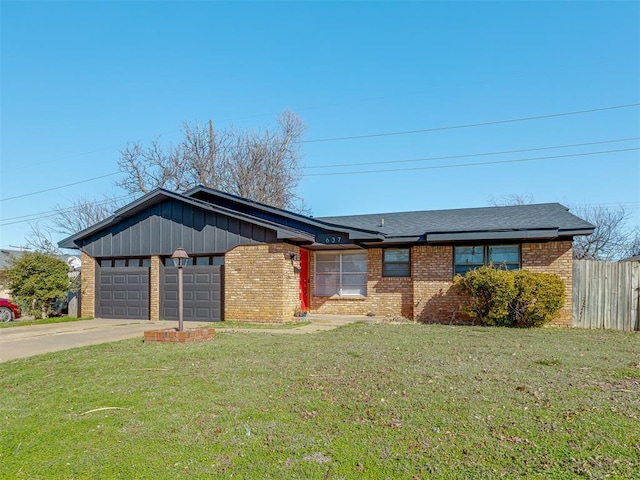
[{"left": 1, "top": 0, "right": 639, "bottom": 250}]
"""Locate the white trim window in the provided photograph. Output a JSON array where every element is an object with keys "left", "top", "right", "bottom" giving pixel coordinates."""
[{"left": 315, "top": 250, "right": 368, "bottom": 297}]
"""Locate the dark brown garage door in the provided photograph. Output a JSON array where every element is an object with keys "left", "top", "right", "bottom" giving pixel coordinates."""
[
  {"left": 161, "top": 265, "right": 222, "bottom": 322},
  {"left": 97, "top": 267, "right": 150, "bottom": 319}
]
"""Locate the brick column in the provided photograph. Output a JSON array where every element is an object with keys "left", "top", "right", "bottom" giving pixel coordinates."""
[
  {"left": 521, "top": 241, "right": 574, "bottom": 326},
  {"left": 149, "top": 256, "right": 161, "bottom": 321},
  {"left": 80, "top": 251, "right": 96, "bottom": 318}
]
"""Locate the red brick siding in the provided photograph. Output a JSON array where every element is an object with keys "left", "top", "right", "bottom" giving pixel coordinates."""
[
  {"left": 225, "top": 244, "right": 301, "bottom": 323},
  {"left": 412, "top": 245, "right": 467, "bottom": 323},
  {"left": 521, "top": 241, "right": 573, "bottom": 326},
  {"left": 411, "top": 242, "right": 574, "bottom": 326}
]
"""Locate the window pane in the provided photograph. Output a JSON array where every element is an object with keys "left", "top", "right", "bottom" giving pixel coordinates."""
[
  {"left": 101, "top": 259, "right": 113, "bottom": 268},
  {"left": 341, "top": 252, "right": 367, "bottom": 273},
  {"left": 195, "top": 256, "right": 210, "bottom": 266},
  {"left": 212, "top": 256, "right": 225, "bottom": 266},
  {"left": 341, "top": 285, "right": 367, "bottom": 296},
  {"left": 341, "top": 274, "right": 366, "bottom": 295},
  {"left": 342, "top": 273, "right": 367, "bottom": 286},
  {"left": 114, "top": 259, "right": 126, "bottom": 267},
  {"left": 342, "top": 259, "right": 367, "bottom": 273},
  {"left": 489, "top": 245, "right": 519, "bottom": 264},
  {"left": 316, "top": 252, "right": 340, "bottom": 263},
  {"left": 454, "top": 246, "right": 484, "bottom": 265},
  {"left": 141, "top": 258, "right": 151, "bottom": 267},
  {"left": 454, "top": 265, "right": 478, "bottom": 276},
  {"left": 316, "top": 260, "right": 340, "bottom": 273},
  {"left": 383, "top": 263, "right": 410, "bottom": 277},
  {"left": 384, "top": 249, "right": 409, "bottom": 262},
  {"left": 315, "top": 273, "right": 339, "bottom": 296}
]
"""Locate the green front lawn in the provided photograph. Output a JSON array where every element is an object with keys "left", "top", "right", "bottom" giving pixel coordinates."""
[{"left": 1, "top": 324, "right": 638, "bottom": 479}]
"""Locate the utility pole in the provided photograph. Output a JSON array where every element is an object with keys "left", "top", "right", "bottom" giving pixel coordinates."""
[{"left": 208, "top": 119, "right": 215, "bottom": 187}]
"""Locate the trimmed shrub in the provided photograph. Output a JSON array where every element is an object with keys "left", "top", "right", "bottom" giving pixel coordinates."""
[
  {"left": 509, "top": 271, "right": 565, "bottom": 328},
  {"left": 454, "top": 267, "right": 565, "bottom": 328},
  {"left": 453, "top": 266, "right": 515, "bottom": 326}
]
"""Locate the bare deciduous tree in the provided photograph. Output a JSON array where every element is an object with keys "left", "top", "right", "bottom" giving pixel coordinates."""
[
  {"left": 488, "top": 193, "right": 535, "bottom": 206},
  {"left": 487, "top": 195, "right": 638, "bottom": 261},
  {"left": 51, "top": 196, "right": 125, "bottom": 237},
  {"left": 25, "top": 222, "right": 62, "bottom": 255},
  {"left": 568, "top": 205, "right": 631, "bottom": 261},
  {"left": 27, "top": 195, "right": 126, "bottom": 253},
  {"left": 620, "top": 227, "right": 640, "bottom": 259},
  {"left": 116, "top": 111, "right": 306, "bottom": 210}
]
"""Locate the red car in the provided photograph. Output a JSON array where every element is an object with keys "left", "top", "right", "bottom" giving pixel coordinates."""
[{"left": 0, "top": 298, "right": 21, "bottom": 322}]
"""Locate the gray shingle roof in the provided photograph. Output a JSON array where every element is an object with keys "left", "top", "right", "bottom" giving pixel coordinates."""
[{"left": 317, "top": 203, "right": 594, "bottom": 239}]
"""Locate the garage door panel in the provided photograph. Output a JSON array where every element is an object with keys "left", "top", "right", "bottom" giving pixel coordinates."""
[
  {"left": 195, "top": 307, "right": 212, "bottom": 317},
  {"left": 98, "top": 267, "right": 149, "bottom": 320},
  {"left": 195, "top": 273, "right": 210, "bottom": 283},
  {"left": 165, "top": 291, "right": 178, "bottom": 302},
  {"left": 162, "top": 265, "right": 222, "bottom": 322},
  {"left": 127, "top": 291, "right": 142, "bottom": 301},
  {"left": 100, "top": 292, "right": 112, "bottom": 301},
  {"left": 195, "top": 291, "right": 210, "bottom": 301}
]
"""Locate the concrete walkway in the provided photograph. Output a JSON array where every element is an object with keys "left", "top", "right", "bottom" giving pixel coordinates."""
[{"left": 0, "top": 315, "right": 378, "bottom": 362}]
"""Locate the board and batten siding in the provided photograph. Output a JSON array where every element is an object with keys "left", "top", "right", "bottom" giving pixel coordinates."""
[
  {"left": 77, "top": 198, "right": 278, "bottom": 257},
  {"left": 573, "top": 259, "right": 639, "bottom": 331}
]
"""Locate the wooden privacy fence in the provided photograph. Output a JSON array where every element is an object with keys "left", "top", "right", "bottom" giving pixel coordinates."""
[{"left": 573, "top": 259, "right": 639, "bottom": 331}]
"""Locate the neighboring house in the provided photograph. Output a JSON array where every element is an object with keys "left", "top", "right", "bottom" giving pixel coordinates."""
[
  {"left": 0, "top": 249, "right": 27, "bottom": 298},
  {"left": 59, "top": 187, "right": 594, "bottom": 326}
]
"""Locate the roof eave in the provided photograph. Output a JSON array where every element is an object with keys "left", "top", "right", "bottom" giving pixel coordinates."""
[
  {"left": 558, "top": 228, "right": 594, "bottom": 237},
  {"left": 426, "top": 229, "right": 560, "bottom": 243}
]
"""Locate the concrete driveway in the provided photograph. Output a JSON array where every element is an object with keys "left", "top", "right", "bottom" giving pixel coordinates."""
[
  {"left": 0, "top": 315, "right": 376, "bottom": 363},
  {"left": 0, "top": 319, "right": 208, "bottom": 362}
]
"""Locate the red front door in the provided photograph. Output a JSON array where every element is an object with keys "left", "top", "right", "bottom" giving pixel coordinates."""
[{"left": 299, "top": 249, "right": 310, "bottom": 312}]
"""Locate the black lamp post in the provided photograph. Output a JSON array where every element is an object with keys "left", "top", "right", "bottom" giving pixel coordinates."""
[{"left": 171, "top": 247, "right": 189, "bottom": 332}]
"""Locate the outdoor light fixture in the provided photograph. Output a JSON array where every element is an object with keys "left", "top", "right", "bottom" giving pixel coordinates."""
[
  {"left": 171, "top": 247, "right": 189, "bottom": 268},
  {"left": 171, "top": 247, "right": 190, "bottom": 332},
  {"left": 289, "top": 252, "right": 300, "bottom": 262}
]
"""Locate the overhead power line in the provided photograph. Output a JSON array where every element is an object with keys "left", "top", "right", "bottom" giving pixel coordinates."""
[
  {"left": 301, "top": 103, "right": 640, "bottom": 143},
  {"left": 1, "top": 102, "right": 638, "bottom": 202},
  {"left": 302, "top": 147, "right": 640, "bottom": 177},
  {"left": 0, "top": 172, "right": 121, "bottom": 202},
  {"left": 0, "top": 195, "right": 135, "bottom": 226},
  {"left": 303, "top": 137, "right": 640, "bottom": 170}
]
